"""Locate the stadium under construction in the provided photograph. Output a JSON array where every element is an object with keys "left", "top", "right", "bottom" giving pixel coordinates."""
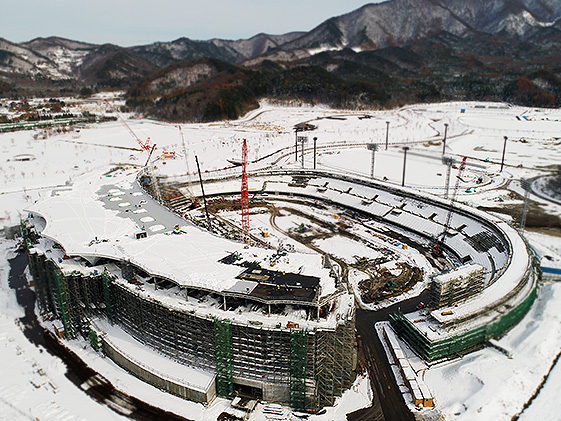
[{"left": 21, "top": 163, "right": 539, "bottom": 411}]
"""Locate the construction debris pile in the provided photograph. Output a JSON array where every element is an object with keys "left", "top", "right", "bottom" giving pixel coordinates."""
[{"left": 358, "top": 262, "right": 422, "bottom": 303}]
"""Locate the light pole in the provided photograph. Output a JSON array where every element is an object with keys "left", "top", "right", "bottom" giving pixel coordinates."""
[
  {"left": 402, "top": 146, "right": 409, "bottom": 187},
  {"left": 301, "top": 136, "right": 307, "bottom": 168},
  {"left": 385, "top": 121, "right": 390, "bottom": 150},
  {"left": 500, "top": 136, "right": 508, "bottom": 172},
  {"left": 313, "top": 137, "right": 317, "bottom": 169},
  {"left": 367, "top": 143, "right": 378, "bottom": 178},
  {"left": 442, "top": 123, "right": 448, "bottom": 155},
  {"left": 294, "top": 128, "right": 299, "bottom": 161},
  {"left": 442, "top": 156, "right": 454, "bottom": 199}
]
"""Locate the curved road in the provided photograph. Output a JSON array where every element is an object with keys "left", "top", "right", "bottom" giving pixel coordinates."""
[{"left": 354, "top": 288, "right": 431, "bottom": 421}]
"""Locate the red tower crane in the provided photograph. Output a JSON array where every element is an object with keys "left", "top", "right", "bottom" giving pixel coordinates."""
[
  {"left": 104, "top": 99, "right": 152, "bottom": 151},
  {"left": 241, "top": 139, "right": 249, "bottom": 242}
]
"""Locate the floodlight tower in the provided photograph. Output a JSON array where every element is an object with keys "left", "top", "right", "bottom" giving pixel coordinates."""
[
  {"left": 442, "top": 123, "right": 449, "bottom": 156},
  {"left": 241, "top": 138, "right": 249, "bottom": 242},
  {"left": 313, "top": 137, "right": 317, "bottom": 169},
  {"left": 442, "top": 156, "right": 454, "bottom": 199},
  {"left": 367, "top": 143, "right": 378, "bottom": 178},
  {"left": 294, "top": 128, "right": 301, "bottom": 161},
  {"left": 300, "top": 136, "right": 308, "bottom": 168},
  {"left": 401, "top": 146, "right": 409, "bottom": 186},
  {"left": 385, "top": 121, "right": 390, "bottom": 150}
]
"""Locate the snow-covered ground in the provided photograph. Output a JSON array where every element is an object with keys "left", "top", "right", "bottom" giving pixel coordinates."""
[
  {"left": 1, "top": 96, "right": 561, "bottom": 420},
  {"left": 0, "top": 239, "right": 127, "bottom": 421},
  {"left": 421, "top": 280, "right": 561, "bottom": 420}
]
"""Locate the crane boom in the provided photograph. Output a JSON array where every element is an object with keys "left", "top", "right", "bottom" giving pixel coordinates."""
[
  {"left": 433, "top": 156, "right": 467, "bottom": 256},
  {"left": 441, "top": 156, "right": 467, "bottom": 238},
  {"left": 104, "top": 99, "right": 151, "bottom": 151}
]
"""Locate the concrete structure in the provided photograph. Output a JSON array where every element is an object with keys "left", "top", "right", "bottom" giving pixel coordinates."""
[
  {"left": 22, "top": 166, "right": 357, "bottom": 411},
  {"left": 429, "top": 264, "right": 486, "bottom": 309}
]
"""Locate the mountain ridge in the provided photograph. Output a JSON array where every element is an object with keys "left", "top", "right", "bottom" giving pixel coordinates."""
[{"left": 1, "top": 0, "right": 561, "bottom": 119}]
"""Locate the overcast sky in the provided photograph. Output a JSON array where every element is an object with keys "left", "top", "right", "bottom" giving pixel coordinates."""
[{"left": 4, "top": 1, "right": 383, "bottom": 46}]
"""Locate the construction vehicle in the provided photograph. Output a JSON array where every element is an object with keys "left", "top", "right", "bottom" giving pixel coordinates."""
[
  {"left": 104, "top": 99, "right": 152, "bottom": 151},
  {"left": 432, "top": 157, "right": 467, "bottom": 257}
]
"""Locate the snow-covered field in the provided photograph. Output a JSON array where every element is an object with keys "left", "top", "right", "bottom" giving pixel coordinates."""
[{"left": 1, "top": 95, "right": 561, "bottom": 420}]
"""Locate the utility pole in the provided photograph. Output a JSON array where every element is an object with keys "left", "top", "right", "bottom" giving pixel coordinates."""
[
  {"left": 500, "top": 136, "right": 508, "bottom": 172},
  {"left": 442, "top": 123, "right": 449, "bottom": 155},
  {"left": 385, "top": 121, "right": 390, "bottom": 150},
  {"left": 402, "top": 146, "right": 409, "bottom": 187}
]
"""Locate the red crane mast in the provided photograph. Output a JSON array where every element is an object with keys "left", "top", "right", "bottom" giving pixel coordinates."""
[{"left": 241, "top": 139, "right": 249, "bottom": 242}]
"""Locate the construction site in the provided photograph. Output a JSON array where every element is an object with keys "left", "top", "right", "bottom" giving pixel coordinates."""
[
  {"left": 20, "top": 153, "right": 537, "bottom": 410},
  {"left": 13, "top": 100, "right": 546, "bottom": 418}
]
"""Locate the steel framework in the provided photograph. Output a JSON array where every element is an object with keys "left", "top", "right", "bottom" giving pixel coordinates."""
[
  {"left": 104, "top": 99, "right": 151, "bottom": 151},
  {"left": 241, "top": 139, "right": 249, "bottom": 241}
]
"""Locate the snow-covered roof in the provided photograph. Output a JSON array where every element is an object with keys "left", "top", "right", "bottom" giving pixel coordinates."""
[{"left": 25, "top": 166, "right": 332, "bottom": 295}]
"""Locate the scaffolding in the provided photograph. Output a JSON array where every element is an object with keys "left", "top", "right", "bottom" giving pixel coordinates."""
[
  {"left": 390, "top": 283, "right": 538, "bottom": 361},
  {"left": 313, "top": 319, "right": 356, "bottom": 408},
  {"left": 53, "top": 268, "right": 72, "bottom": 338},
  {"left": 229, "top": 324, "right": 290, "bottom": 398},
  {"left": 429, "top": 264, "right": 485, "bottom": 309},
  {"left": 102, "top": 272, "right": 114, "bottom": 322},
  {"left": 24, "top": 238, "right": 357, "bottom": 410},
  {"left": 111, "top": 282, "right": 216, "bottom": 372},
  {"left": 89, "top": 326, "right": 100, "bottom": 352},
  {"left": 214, "top": 318, "right": 234, "bottom": 398},
  {"left": 289, "top": 329, "right": 307, "bottom": 410},
  {"left": 25, "top": 247, "right": 50, "bottom": 313}
]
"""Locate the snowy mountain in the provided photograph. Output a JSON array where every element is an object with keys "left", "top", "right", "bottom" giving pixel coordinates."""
[
  {"left": 0, "top": 37, "right": 158, "bottom": 92},
  {"left": 129, "top": 32, "right": 305, "bottom": 67},
  {"left": 255, "top": 0, "right": 561, "bottom": 62},
  {"left": 0, "top": 37, "right": 69, "bottom": 79},
  {"left": 21, "top": 37, "right": 97, "bottom": 76},
  {"left": 1, "top": 0, "right": 561, "bottom": 99}
]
